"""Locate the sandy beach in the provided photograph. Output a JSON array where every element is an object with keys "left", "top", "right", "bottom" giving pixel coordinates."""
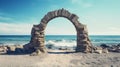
[
  {"left": 0, "top": 0, "right": 120, "bottom": 67},
  {"left": 0, "top": 50, "right": 120, "bottom": 67}
]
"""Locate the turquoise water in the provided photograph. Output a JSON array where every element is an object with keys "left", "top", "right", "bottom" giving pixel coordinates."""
[{"left": 0, "top": 35, "right": 120, "bottom": 47}]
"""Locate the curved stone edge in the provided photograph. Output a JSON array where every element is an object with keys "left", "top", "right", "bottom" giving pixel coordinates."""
[{"left": 40, "top": 8, "right": 82, "bottom": 30}]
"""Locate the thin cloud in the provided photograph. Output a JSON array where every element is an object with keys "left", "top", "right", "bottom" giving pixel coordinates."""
[
  {"left": 0, "top": 12, "right": 17, "bottom": 23},
  {"left": 0, "top": 16, "right": 13, "bottom": 21},
  {"left": 70, "top": 0, "right": 93, "bottom": 8},
  {"left": 0, "top": 22, "right": 33, "bottom": 35},
  {"left": 82, "top": 3, "right": 93, "bottom": 8},
  {"left": 70, "top": 0, "right": 79, "bottom": 4},
  {"left": 108, "top": 27, "right": 120, "bottom": 31}
]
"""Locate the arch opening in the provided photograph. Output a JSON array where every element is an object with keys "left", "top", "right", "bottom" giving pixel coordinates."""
[{"left": 45, "top": 17, "right": 77, "bottom": 52}]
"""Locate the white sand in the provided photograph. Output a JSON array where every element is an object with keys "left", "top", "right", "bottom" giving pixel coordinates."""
[{"left": 0, "top": 50, "right": 120, "bottom": 67}]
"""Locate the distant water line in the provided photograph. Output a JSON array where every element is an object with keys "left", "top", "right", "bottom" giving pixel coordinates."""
[{"left": 0, "top": 35, "right": 120, "bottom": 47}]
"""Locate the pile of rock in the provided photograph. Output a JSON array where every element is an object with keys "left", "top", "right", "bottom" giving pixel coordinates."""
[
  {"left": 0, "top": 45, "right": 24, "bottom": 54},
  {"left": 0, "top": 45, "right": 7, "bottom": 53},
  {"left": 93, "top": 43, "right": 120, "bottom": 54},
  {"left": 7, "top": 45, "right": 24, "bottom": 54},
  {"left": 108, "top": 44, "right": 120, "bottom": 53},
  {"left": 93, "top": 47, "right": 109, "bottom": 54}
]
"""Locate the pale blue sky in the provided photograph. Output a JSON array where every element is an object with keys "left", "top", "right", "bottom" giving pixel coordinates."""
[{"left": 0, "top": 0, "right": 120, "bottom": 35}]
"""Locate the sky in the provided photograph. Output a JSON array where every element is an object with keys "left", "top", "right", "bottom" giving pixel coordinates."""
[{"left": 0, "top": 0, "right": 120, "bottom": 35}]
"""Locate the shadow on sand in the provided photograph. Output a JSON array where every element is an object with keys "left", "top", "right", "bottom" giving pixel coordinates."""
[{"left": 48, "top": 51, "right": 76, "bottom": 54}]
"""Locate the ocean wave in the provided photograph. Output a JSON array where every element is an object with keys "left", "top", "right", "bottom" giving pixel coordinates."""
[
  {"left": 1, "top": 35, "right": 120, "bottom": 47},
  {"left": 45, "top": 39, "right": 76, "bottom": 47},
  {"left": 45, "top": 39, "right": 76, "bottom": 49}
]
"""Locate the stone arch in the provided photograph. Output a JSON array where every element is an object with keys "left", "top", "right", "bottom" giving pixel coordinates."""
[
  {"left": 39, "top": 9, "right": 81, "bottom": 31},
  {"left": 24, "top": 8, "right": 93, "bottom": 55}
]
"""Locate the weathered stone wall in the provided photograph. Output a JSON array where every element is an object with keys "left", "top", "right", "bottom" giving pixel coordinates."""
[
  {"left": 24, "top": 8, "right": 93, "bottom": 55},
  {"left": 76, "top": 25, "right": 92, "bottom": 53}
]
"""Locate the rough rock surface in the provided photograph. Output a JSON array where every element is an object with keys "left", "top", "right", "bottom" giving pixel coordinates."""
[
  {"left": 100, "top": 43, "right": 120, "bottom": 53},
  {"left": 93, "top": 47, "right": 109, "bottom": 54},
  {"left": 0, "top": 46, "right": 7, "bottom": 53},
  {"left": 24, "top": 8, "right": 93, "bottom": 55}
]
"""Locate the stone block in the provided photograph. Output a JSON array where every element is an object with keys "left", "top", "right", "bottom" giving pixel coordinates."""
[
  {"left": 78, "top": 41, "right": 90, "bottom": 45},
  {"left": 61, "top": 9, "right": 67, "bottom": 16},
  {"left": 78, "top": 30, "right": 88, "bottom": 34},
  {"left": 39, "top": 43, "right": 44, "bottom": 47},
  {"left": 76, "top": 45, "right": 86, "bottom": 52},
  {"left": 57, "top": 10, "right": 61, "bottom": 16},
  {"left": 78, "top": 38, "right": 88, "bottom": 42},
  {"left": 77, "top": 25, "right": 84, "bottom": 31},
  {"left": 38, "top": 38, "right": 44, "bottom": 42},
  {"left": 39, "top": 47, "right": 47, "bottom": 53},
  {"left": 0, "top": 46, "right": 7, "bottom": 52},
  {"left": 71, "top": 14, "right": 79, "bottom": 22},
  {"left": 33, "top": 27, "right": 40, "bottom": 31},
  {"left": 54, "top": 10, "right": 58, "bottom": 17},
  {"left": 47, "top": 12, "right": 52, "bottom": 18},
  {"left": 39, "top": 31, "right": 44, "bottom": 35},
  {"left": 40, "top": 22, "right": 47, "bottom": 27},
  {"left": 33, "top": 24, "right": 39, "bottom": 27},
  {"left": 41, "top": 19, "right": 48, "bottom": 23},
  {"left": 37, "top": 42, "right": 44, "bottom": 46},
  {"left": 95, "top": 50, "right": 102, "bottom": 54},
  {"left": 65, "top": 11, "right": 72, "bottom": 19},
  {"left": 79, "top": 34, "right": 88, "bottom": 37},
  {"left": 102, "top": 48, "right": 109, "bottom": 53},
  {"left": 39, "top": 23, "right": 46, "bottom": 31},
  {"left": 38, "top": 34, "right": 44, "bottom": 38},
  {"left": 47, "top": 12, "right": 55, "bottom": 19},
  {"left": 51, "top": 11, "right": 56, "bottom": 18},
  {"left": 6, "top": 46, "right": 16, "bottom": 52},
  {"left": 43, "top": 15, "right": 50, "bottom": 21},
  {"left": 35, "top": 31, "right": 40, "bottom": 35}
]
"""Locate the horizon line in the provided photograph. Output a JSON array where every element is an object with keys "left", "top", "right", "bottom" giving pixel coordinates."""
[{"left": 0, "top": 34, "right": 120, "bottom": 36}]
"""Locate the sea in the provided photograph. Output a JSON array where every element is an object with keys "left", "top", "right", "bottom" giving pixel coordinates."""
[{"left": 0, "top": 35, "right": 120, "bottom": 49}]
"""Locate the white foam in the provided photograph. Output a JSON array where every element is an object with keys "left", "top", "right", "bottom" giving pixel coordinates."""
[
  {"left": 45, "top": 39, "right": 76, "bottom": 47},
  {"left": 0, "top": 42, "right": 26, "bottom": 46}
]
